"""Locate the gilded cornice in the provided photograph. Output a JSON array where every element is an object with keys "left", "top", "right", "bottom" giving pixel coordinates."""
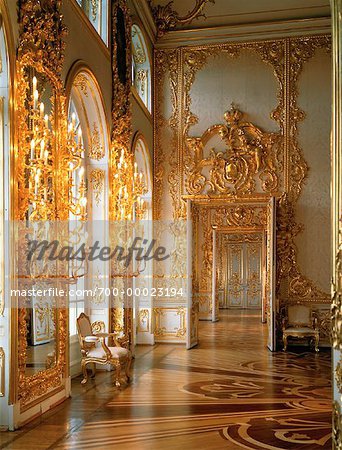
[{"left": 155, "top": 18, "right": 331, "bottom": 48}]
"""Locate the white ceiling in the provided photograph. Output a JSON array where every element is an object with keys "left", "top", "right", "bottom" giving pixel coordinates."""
[{"left": 150, "top": 0, "right": 331, "bottom": 29}]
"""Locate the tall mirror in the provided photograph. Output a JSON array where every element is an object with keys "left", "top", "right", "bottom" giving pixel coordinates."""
[{"left": 15, "top": 57, "right": 68, "bottom": 405}]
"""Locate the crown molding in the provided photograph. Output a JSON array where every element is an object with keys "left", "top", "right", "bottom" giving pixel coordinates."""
[
  {"left": 155, "top": 16, "right": 331, "bottom": 48},
  {"left": 131, "top": 0, "right": 157, "bottom": 44}
]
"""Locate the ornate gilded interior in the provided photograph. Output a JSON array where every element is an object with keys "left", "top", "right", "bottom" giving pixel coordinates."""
[{"left": 0, "top": 0, "right": 339, "bottom": 446}]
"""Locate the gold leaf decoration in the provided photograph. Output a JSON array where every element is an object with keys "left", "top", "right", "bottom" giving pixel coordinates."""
[{"left": 90, "top": 169, "right": 105, "bottom": 206}]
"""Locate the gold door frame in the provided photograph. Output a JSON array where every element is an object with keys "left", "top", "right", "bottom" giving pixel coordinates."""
[{"left": 186, "top": 197, "right": 275, "bottom": 345}]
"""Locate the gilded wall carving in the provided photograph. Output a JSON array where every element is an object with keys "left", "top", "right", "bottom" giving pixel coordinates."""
[
  {"left": 111, "top": 0, "right": 132, "bottom": 152},
  {"left": 332, "top": 229, "right": 342, "bottom": 351},
  {"left": 148, "top": 0, "right": 215, "bottom": 38},
  {"left": 154, "top": 35, "right": 331, "bottom": 326},
  {"left": 277, "top": 193, "right": 330, "bottom": 303},
  {"left": 153, "top": 48, "right": 179, "bottom": 220},
  {"left": 90, "top": 168, "right": 105, "bottom": 206},
  {"left": 185, "top": 106, "right": 281, "bottom": 197},
  {"left": 110, "top": 0, "right": 132, "bottom": 337}
]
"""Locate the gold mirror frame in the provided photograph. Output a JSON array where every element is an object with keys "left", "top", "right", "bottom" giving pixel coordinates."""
[
  {"left": 15, "top": 52, "right": 69, "bottom": 408},
  {"left": 14, "top": 0, "right": 69, "bottom": 407}
]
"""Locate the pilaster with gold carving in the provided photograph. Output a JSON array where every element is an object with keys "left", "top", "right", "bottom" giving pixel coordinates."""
[{"left": 331, "top": 1, "right": 342, "bottom": 448}]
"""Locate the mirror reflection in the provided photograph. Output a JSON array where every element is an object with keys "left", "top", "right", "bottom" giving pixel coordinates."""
[{"left": 22, "top": 66, "right": 58, "bottom": 375}]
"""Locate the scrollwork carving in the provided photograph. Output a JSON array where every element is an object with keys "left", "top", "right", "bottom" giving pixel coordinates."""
[
  {"left": 149, "top": 0, "right": 215, "bottom": 38},
  {"left": 288, "top": 36, "right": 331, "bottom": 202},
  {"left": 277, "top": 193, "right": 330, "bottom": 303},
  {"left": 333, "top": 401, "right": 342, "bottom": 450},
  {"left": 185, "top": 106, "right": 281, "bottom": 196},
  {"left": 90, "top": 168, "right": 105, "bottom": 206},
  {"left": 332, "top": 237, "right": 342, "bottom": 350}
]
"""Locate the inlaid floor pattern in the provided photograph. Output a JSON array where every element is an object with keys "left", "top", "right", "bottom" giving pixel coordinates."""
[{"left": 1, "top": 310, "right": 332, "bottom": 449}]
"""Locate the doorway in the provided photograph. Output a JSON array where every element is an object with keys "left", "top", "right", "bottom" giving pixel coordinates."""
[{"left": 219, "top": 233, "right": 264, "bottom": 314}]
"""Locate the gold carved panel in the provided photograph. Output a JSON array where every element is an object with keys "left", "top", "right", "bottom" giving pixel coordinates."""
[
  {"left": 185, "top": 106, "right": 281, "bottom": 197},
  {"left": 154, "top": 34, "right": 331, "bottom": 315}
]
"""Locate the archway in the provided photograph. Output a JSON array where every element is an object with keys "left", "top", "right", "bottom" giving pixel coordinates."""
[{"left": 66, "top": 66, "right": 111, "bottom": 376}]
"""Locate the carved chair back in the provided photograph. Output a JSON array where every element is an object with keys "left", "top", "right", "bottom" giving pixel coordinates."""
[
  {"left": 76, "top": 312, "right": 95, "bottom": 353},
  {"left": 287, "top": 304, "right": 312, "bottom": 327}
]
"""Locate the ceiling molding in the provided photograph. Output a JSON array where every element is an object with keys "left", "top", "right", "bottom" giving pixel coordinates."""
[{"left": 155, "top": 16, "right": 331, "bottom": 47}]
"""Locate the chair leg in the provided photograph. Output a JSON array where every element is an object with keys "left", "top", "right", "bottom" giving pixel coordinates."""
[
  {"left": 114, "top": 362, "right": 121, "bottom": 387},
  {"left": 283, "top": 335, "right": 288, "bottom": 352},
  {"left": 314, "top": 334, "right": 319, "bottom": 352},
  {"left": 81, "top": 360, "right": 88, "bottom": 385},
  {"left": 91, "top": 362, "right": 96, "bottom": 378},
  {"left": 125, "top": 355, "right": 132, "bottom": 382}
]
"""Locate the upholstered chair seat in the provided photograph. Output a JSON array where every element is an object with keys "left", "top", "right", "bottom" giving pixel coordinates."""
[
  {"left": 282, "top": 304, "right": 319, "bottom": 352},
  {"left": 87, "top": 346, "right": 129, "bottom": 360},
  {"left": 77, "top": 313, "right": 132, "bottom": 386}
]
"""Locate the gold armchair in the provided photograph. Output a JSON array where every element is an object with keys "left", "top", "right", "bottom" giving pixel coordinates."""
[
  {"left": 282, "top": 304, "right": 319, "bottom": 352},
  {"left": 76, "top": 313, "right": 132, "bottom": 386}
]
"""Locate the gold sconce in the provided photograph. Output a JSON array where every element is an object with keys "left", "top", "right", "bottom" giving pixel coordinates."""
[
  {"left": 27, "top": 76, "right": 54, "bottom": 221},
  {"left": 66, "top": 112, "right": 87, "bottom": 221},
  {"left": 112, "top": 147, "right": 147, "bottom": 221}
]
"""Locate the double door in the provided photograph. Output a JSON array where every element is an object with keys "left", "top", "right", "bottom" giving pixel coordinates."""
[{"left": 225, "top": 238, "right": 262, "bottom": 309}]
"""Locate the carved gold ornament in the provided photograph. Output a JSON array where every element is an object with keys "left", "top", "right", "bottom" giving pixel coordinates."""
[
  {"left": 132, "top": 27, "right": 146, "bottom": 65},
  {"left": 333, "top": 401, "right": 342, "bottom": 450},
  {"left": 149, "top": 0, "right": 215, "bottom": 38},
  {"left": 90, "top": 168, "right": 105, "bottom": 206},
  {"left": 90, "top": 0, "right": 99, "bottom": 22},
  {"left": 277, "top": 193, "right": 330, "bottom": 303},
  {"left": 73, "top": 73, "right": 89, "bottom": 97},
  {"left": 332, "top": 237, "right": 342, "bottom": 350},
  {"left": 91, "top": 320, "right": 106, "bottom": 334},
  {"left": 136, "top": 69, "right": 148, "bottom": 97},
  {"left": 138, "top": 309, "right": 149, "bottom": 333},
  {"left": 110, "top": 0, "right": 133, "bottom": 339},
  {"left": 89, "top": 123, "right": 104, "bottom": 160},
  {"left": 186, "top": 106, "right": 281, "bottom": 197}
]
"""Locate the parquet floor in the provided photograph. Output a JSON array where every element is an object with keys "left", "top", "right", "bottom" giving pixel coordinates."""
[{"left": 1, "top": 310, "right": 332, "bottom": 449}]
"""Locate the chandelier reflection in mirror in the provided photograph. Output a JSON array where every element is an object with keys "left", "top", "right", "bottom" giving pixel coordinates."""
[
  {"left": 27, "top": 77, "right": 87, "bottom": 222},
  {"left": 112, "top": 146, "right": 147, "bottom": 221},
  {"left": 66, "top": 111, "right": 87, "bottom": 221},
  {"left": 27, "top": 76, "right": 54, "bottom": 221}
]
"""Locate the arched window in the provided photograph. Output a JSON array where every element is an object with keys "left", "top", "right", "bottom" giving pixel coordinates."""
[
  {"left": 132, "top": 24, "right": 151, "bottom": 112},
  {"left": 76, "top": 0, "right": 109, "bottom": 44},
  {"left": 67, "top": 69, "right": 110, "bottom": 340},
  {"left": 132, "top": 134, "right": 154, "bottom": 345},
  {"left": 133, "top": 134, "right": 152, "bottom": 219}
]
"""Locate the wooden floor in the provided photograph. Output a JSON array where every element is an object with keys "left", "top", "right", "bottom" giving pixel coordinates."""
[{"left": 1, "top": 310, "right": 332, "bottom": 449}]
